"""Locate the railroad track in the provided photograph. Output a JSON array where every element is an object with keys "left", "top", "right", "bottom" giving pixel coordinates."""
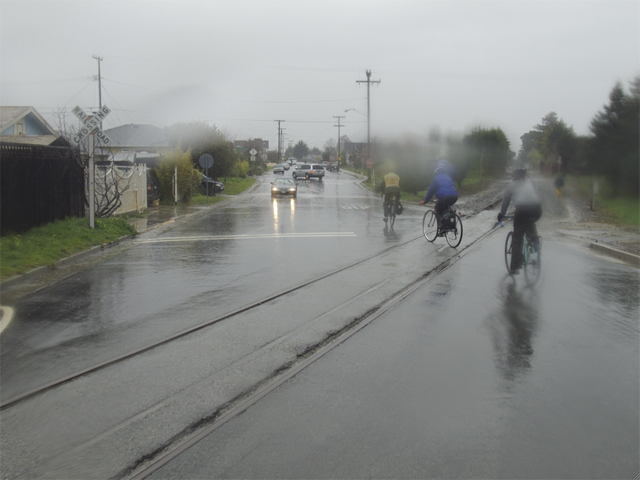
[
  {"left": 1, "top": 200, "right": 502, "bottom": 413},
  {"left": 124, "top": 209, "right": 505, "bottom": 479},
  {"left": 1, "top": 201, "right": 504, "bottom": 479}
]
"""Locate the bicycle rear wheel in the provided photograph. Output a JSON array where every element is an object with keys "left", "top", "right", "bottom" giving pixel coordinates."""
[
  {"left": 445, "top": 213, "right": 463, "bottom": 248},
  {"left": 504, "top": 231, "right": 513, "bottom": 272},
  {"left": 389, "top": 211, "right": 396, "bottom": 228},
  {"left": 422, "top": 210, "right": 438, "bottom": 242},
  {"left": 523, "top": 237, "right": 541, "bottom": 284}
]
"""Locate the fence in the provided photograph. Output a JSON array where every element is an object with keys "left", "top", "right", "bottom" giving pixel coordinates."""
[
  {"left": 1, "top": 142, "right": 85, "bottom": 234},
  {"left": 95, "top": 163, "right": 147, "bottom": 216}
]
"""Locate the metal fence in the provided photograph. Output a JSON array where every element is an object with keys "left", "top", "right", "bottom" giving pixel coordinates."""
[{"left": 1, "top": 142, "right": 85, "bottom": 234}]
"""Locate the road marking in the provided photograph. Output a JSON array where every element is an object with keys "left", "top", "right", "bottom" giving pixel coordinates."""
[
  {"left": 341, "top": 205, "right": 370, "bottom": 210},
  {"left": 136, "top": 232, "right": 357, "bottom": 244},
  {"left": 0, "top": 306, "right": 14, "bottom": 335}
]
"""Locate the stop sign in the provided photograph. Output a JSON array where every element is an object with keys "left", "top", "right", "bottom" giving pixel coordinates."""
[{"left": 366, "top": 158, "right": 373, "bottom": 168}]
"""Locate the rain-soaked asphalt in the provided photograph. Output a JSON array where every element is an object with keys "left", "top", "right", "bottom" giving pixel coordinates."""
[
  {"left": 1, "top": 170, "right": 638, "bottom": 479},
  {"left": 149, "top": 231, "right": 640, "bottom": 479}
]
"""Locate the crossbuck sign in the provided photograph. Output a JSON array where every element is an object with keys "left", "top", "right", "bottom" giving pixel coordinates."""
[{"left": 72, "top": 105, "right": 112, "bottom": 146}]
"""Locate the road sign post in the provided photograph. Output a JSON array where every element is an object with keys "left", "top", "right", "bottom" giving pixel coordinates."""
[
  {"left": 72, "top": 105, "right": 112, "bottom": 228},
  {"left": 199, "top": 154, "right": 215, "bottom": 204}
]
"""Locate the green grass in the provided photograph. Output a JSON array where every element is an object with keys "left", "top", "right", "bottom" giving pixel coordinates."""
[
  {"left": 1, "top": 217, "right": 137, "bottom": 280},
  {"left": 0, "top": 176, "right": 259, "bottom": 280},
  {"left": 572, "top": 175, "right": 639, "bottom": 227},
  {"left": 218, "top": 176, "right": 257, "bottom": 195}
]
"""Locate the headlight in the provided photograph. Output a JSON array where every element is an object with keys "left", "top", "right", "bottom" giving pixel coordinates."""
[
  {"left": 289, "top": 188, "right": 296, "bottom": 192},
  {"left": 272, "top": 187, "right": 278, "bottom": 191}
]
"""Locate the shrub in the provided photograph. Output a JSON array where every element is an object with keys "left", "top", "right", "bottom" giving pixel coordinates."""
[{"left": 155, "top": 149, "right": 201, "bottom": 203}]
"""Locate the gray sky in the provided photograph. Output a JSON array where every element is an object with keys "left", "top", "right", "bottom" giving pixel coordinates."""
[{"left": 2, "top": 0, "right": 638, "bottom": 152}]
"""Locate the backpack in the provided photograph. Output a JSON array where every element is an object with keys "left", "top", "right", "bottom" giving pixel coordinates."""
[{"left": 442, "top": 210, "right": 455, "bottom": 228}]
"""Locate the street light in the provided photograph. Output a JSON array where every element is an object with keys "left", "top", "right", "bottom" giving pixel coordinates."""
[{"left": 344, "top": 108, "right": 366, "bottom": 116}]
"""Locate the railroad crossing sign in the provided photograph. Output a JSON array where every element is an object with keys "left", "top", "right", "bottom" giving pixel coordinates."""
[{"left": 72, "top": 105, "right": 112, "bottom": 146}]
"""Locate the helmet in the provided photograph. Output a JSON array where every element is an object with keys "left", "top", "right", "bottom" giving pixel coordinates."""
[
  {"left": 435, "top": 159, "right": 448, "bottom": 174},
  {"left": 513, "top": 166, "right": 527, "bottom": 180}
]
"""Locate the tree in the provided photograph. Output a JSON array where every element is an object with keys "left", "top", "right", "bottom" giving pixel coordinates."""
[
  {"left": 463, "top": 127, "right": 514, "bottom": 178},
  {"left": 519, "top": 112, "right": 577, "bottom": 172},
  {"left": 588, "top": 76, "right": 640, "bottom": 195},
  {"left": 167, "top": 120, "right": 238, "bottom": 179},
  {"left": 293, "top": 140, "right": 310, "bottom": 159}
]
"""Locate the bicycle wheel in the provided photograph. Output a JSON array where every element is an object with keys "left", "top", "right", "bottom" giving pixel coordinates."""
[
  {"left": 523, "top": 237, "right": 541, "bottom": 284},
  {"left": 445, "top": 213, "right": 463, "bottom": 248},
  {"left": 504, "top": 231, "right": 513, "bottom": 272},
  {"left": 389, "top": 211, "right": 396, "bottom": 228},
  {"left": 422, "top": 210, "right": 438, "bottom": 242}
]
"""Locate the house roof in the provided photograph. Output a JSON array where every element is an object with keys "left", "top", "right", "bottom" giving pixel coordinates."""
[
  {"left": 0, "top": 106, "right": 58, "bottom": 135},
  {"left": 0, "top": 106, "right": 64, "bottom": 146},
  {"left": 103, "top": 124, "right": 169, "bottom": 148}
]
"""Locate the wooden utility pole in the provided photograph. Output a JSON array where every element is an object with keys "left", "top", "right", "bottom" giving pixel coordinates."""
[
  {"left": 274, "top": 120, "right": 285, "bottom": 163},
  {"left": 333, "top": 115, "right": 345, "bottom": 167},
  {"left": 356, "top": 70, "right": 380, "bottom": 172}
]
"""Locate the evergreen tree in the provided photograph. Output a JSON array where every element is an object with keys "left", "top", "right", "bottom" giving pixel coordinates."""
[{"left": 589, "top": 76, "right": 639, "bottom": 196}]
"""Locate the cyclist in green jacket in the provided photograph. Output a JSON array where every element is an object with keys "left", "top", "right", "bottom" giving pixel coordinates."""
[{"left": 381, "top": 172, "right": 401, "bottom": 223}]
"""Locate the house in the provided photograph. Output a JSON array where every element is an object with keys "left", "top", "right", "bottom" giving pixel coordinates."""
[
  {"left": 0, "top": 106, "right": 68, "bottom": 146},
  {"left": 96, "top": 124, "right": 176, "bottom": 210},
  {"left": 99, "top": 124, "right": 171, "bottom": 166}
]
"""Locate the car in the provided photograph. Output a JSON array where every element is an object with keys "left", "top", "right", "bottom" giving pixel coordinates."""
[
  {"left": 201, "top": 175, "right": 224, "bottom": 194},
  {"left": 291, "top": 163, "right": 325, "bottom": 181},
  {"left": 271, "top": 177, "right": 297, "bottom": 197},
  {"left": 283, "top": 163, "right": 290, "bottom": 170},
  {"left": 273, "top": 164, "right": 286, "bottom": 174}
]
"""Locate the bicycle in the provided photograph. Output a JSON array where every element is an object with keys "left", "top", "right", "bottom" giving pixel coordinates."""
[
  {"left": 422, "top": 203, "right": 463, "bottom": 248},
  {"left": 499, "top": 215, "right": 542, "bottom": 284},
  {"left": 383, "top": 196, "right": 399, "bottom": 228}
]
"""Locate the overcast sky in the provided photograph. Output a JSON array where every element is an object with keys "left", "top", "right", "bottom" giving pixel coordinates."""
[{"left": 1, "top": 0, "right": 638, "bottom": 152}]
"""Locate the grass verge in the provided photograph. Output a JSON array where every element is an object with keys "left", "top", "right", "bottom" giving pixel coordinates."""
[
  {"left": 571, "top": 175, "right": 639, "bottom": 227},
  {"left": 1, "top": 217, "right": 137, "bottom": 280}
]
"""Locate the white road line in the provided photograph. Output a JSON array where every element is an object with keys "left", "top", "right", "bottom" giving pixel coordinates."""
[
  {"left": 136, "top": 232, "right": 357, "bottom": 244},
  {"left": 0, "top": 306, "right": 14, "bottom": 335}
]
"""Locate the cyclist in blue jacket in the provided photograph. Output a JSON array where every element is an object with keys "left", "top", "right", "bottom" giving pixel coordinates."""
[{"left": 419, "top": 161, "right": 458, "bottom": 235}]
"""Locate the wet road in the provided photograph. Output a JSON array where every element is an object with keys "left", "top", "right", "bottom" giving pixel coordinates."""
[
  {"left": 149, "top": 234, "right": 639, "bottom": 479},
  {"left": 1, "top": 170, "right": 638, "bottom": 479}
]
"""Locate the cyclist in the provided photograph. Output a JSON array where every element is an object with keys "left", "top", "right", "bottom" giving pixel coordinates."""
[
  {"left": 381, "top": 171, "right": 401, "bottom": 223},
  {"left": 498, "top": 166, "right": 542, "bottom": 274},
  {"left": 419, "top": 160, "right": 458, "bottom": 235}
]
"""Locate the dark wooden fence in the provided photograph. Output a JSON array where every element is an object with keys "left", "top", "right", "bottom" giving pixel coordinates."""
[{"left": 1, "top": 142, "right": 85, "bottom": 234}]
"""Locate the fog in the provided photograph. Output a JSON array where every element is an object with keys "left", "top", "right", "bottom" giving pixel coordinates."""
[{"left": 1, "top": 0, "right": 638, "bottom": 151}]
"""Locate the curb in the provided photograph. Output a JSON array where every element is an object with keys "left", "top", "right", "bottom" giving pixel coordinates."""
[{"left": 589, "top": 242, "right": 640, "bottom": 267}]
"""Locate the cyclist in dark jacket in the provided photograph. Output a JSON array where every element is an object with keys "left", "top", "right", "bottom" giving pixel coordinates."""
[
  {"left": 498, "top": 167, "right": 542, "bottom": 274},
  {"left": 419, "top": 161, "right": 458, "bottom": 234}
]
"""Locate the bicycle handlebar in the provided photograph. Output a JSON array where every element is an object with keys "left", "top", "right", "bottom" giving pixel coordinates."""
[{"left": 498, "top": 215, "right": 513, "bottom": 228}]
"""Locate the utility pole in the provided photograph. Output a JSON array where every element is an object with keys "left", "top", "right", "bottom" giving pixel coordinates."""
[
  {"left": 93, "top": 55, "right": 103, "bottom": 127},
  {"left": 333, "top": 115, "right": 345, "bottom": 169},
  {"left": 356, "top": 70, "right": 380, "bottom": 171},
  {"left": 274, "top": 120, "right": 285, "bottom": 163}
]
